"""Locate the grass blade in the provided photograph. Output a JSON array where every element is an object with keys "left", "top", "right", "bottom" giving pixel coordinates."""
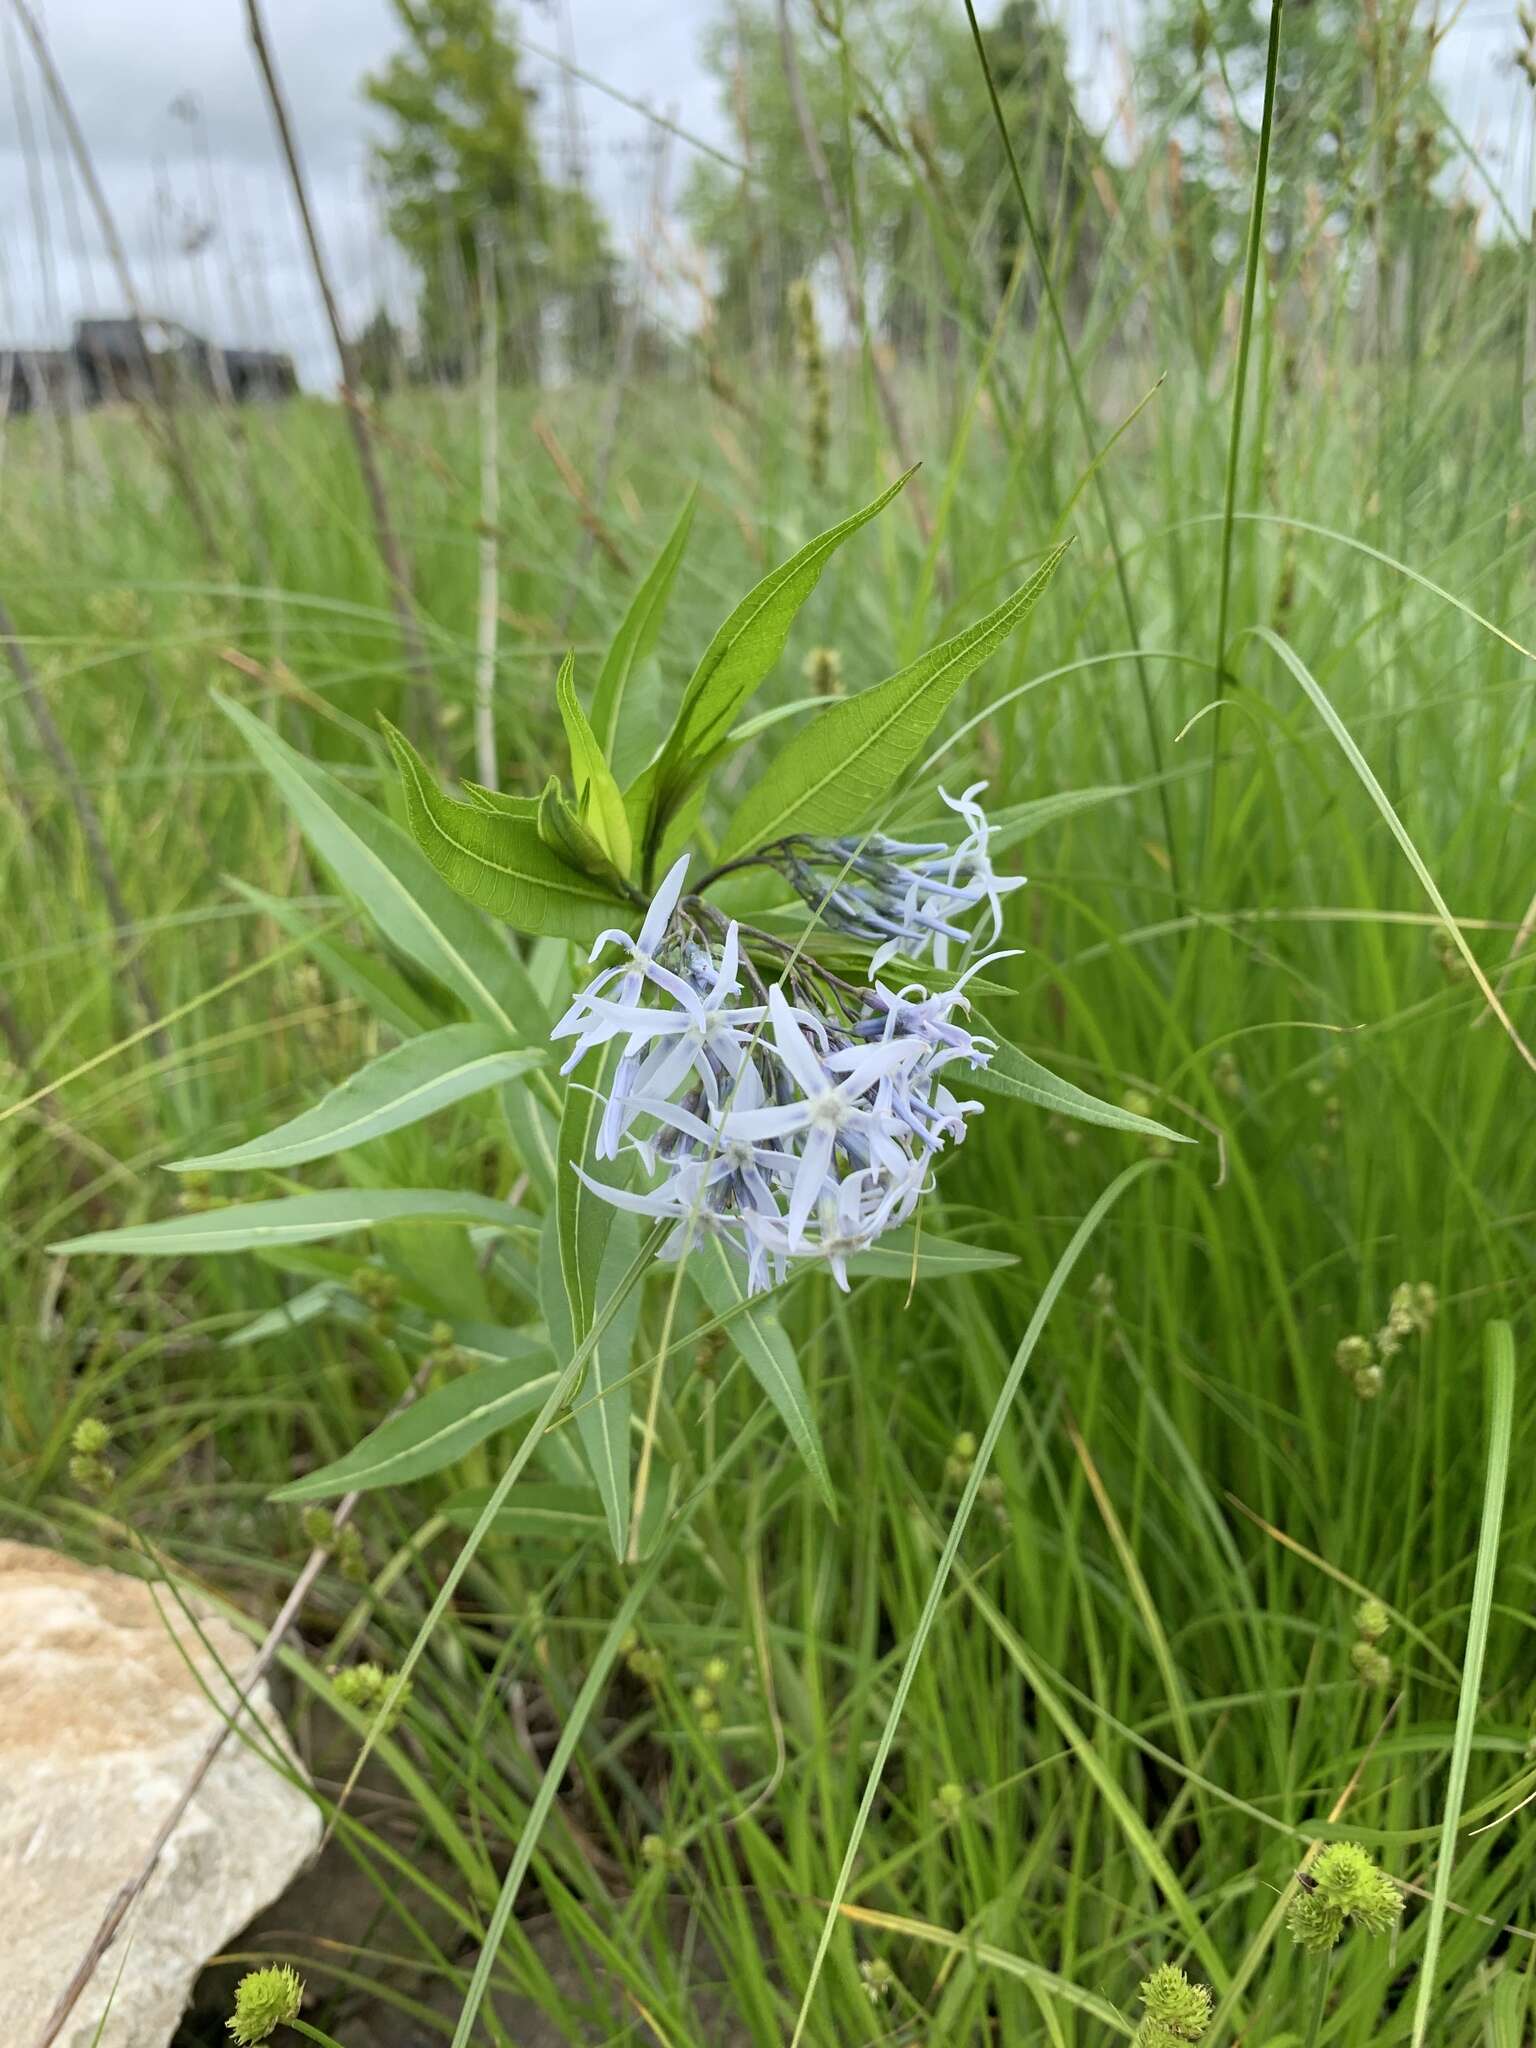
[
  {"left": 787, "top": 1158, "right": 1163, "bottom": 2045},
  {"left": 1408, "top": 1321, "right": 1516, "bottom": 2048}
]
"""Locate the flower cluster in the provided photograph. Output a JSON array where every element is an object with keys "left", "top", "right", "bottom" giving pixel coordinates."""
[
  {"left": 552, "top": 795, "right": 1017, "bottom": 1295},
  {"left": 1333, "top": 1279, "right": 1436, "bottom": 1401},
  {"left": 774, "top": 782, "right": 1022, "bottom": 970},
  {"left": 1286, "top": 1843, "right": 1404, "bottom": 1955}
]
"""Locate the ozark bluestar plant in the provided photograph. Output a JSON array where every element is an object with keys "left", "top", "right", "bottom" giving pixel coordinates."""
[{"left": 551, "top": 787, "right": 1020, "bottom": 1294}]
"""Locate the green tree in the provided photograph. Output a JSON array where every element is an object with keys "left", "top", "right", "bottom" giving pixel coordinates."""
[
  {"left": 681, "top": 0, "right": 1105, "bottom": 363},
  {"left": 1138, "top": 0, "right": 1457, "bottom": 342},
  {"left": 364, "top": 0, "right": 617, "bottom": 380}
]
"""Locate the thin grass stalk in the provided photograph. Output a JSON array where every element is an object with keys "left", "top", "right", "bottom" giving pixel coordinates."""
[
  {"left": 787, "top": 1158, "right": 1161, "bottom": 2046},
  {"left": 7, "top": 0, "right": 221, "bottom": 560},
  {"left": 1207, "top": 0, "right": 1284, "bottom": 854},
  {"left": 961, "top": 0, "right": 1179, "bottom": 899},
  {"left": 773, "top": 0, "right": 932, "bottom": 545},
  {"left": 243, "top": 0, "right": 436, "bottom": 692},
  {"left": 473, "top": 217, "right": 500, "bottom": 792},
  {"left": 1407, "top": 1321, "right": 1516, "bottom": 2048},
  {"left": 0, "top": 590, "right": 169, "bottom": 1061}
]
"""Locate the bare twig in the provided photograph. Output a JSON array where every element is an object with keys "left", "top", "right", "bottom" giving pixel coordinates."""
[
  {"left": 7, "top": 0, "right": 221, "bottom": 561},
  {"left": 29, "top": 1359, "right": 436, "bottom": 2048},
  {"left": 473, "top": 218, "right": 500, "bottom": 791},
  {"left": 773, "top": 0, "right": 931, "bottom": 544},
  {"left": 243, "top": 0, "right": 435, "bottom": 691},
  {"left": 0, "top": 591, "right": 169, "bottom": 1061}
]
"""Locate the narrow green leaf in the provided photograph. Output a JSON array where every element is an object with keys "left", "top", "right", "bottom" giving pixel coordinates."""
[
  {"left": 546, "top": 1054, "right": 636, "bottom": 1557},
  {"left": 227, "top": 879, "right": 443, "bottom": 1038},
  {"left": 556, "top": 652, "right": 633, "bottom": 872},
  {"left": 169, "top": 1026, "right": 543, "bottom": 1173},
  {"left": 442, "top": 1474, "right": 670, "bottom": 1553},
  {"left": 53, "top": 1189, "right": 524, "bottom": 1258},
  {"left": 691, "top": 1235, "right": 834, "bottom": 1511},
  {"left": 501, "top": 1078, "right": 560, "bottom": 1204},
  {"left": 592, "top": 487, "right": 696, "bottom": 758},
  {"left": 535, "top": 775, "right": 628, "bottom": 887},
  {"left": 542, "top": 1212, "right": 640, "bottom": 1559},
  {"left": 849, "top": 1231, "right": 1017, "bottom": 1279},
  {"left": 649, "top": 469, "right": 916, "bottom": 842},
  {"left": 970, "top": 1025, "right": 1191, "bottom": 1144},
  {"left": 461, "top": 781, "right": 541, "bottom": 818},
  {"left": 382, "top": 719, "right": 633, "bottom": 944},
  {"left": 217, "top": 694, "right": 539, "bottom": 1037},
  {"left": 222, "top": 1281, "right": 342, "bottom": 1348},
  {"left": 720, "top": 541, "right": 1069, "bottom": 855},
  {"left": 1408, "top": 1322, "right": 1516, "bottom": 2048},
  {"left": 272, "top": 1358, "right": 557, "bottom": 1502}
]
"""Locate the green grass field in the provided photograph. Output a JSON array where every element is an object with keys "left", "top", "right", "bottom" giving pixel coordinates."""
[{"left": 4, "top": 23, "right": 1536, "bottom": 2043}]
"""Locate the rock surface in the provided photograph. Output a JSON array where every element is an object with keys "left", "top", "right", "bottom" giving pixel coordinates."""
[{"left": 0, "top": 1540, "right": 321, "bottom": 2048}]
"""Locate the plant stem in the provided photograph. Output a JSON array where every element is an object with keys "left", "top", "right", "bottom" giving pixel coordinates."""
[
  {"left": 1207, "top": 0, "right": 1284, "bottom": 857},
  {"left": 1302, "top": 1950, "right": 1334, "bottom": 2048},
  {"left": 962, "top": 0, "right": 1179, "bottom": 902}
]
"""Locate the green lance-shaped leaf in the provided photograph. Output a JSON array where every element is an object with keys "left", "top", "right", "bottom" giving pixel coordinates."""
[
  {"left": 969, "top": 1024, "right": 1191, "bottom": 1144},
  {"left": 848, "top": 1231, "right": 1017, "bottom": 1279},
  {"left": 542, "top": 1209, "right": 641, "bottom": 1560},
  {"left": 556, "top": 651, "right": 633, "bottom": 873},
  {"left": 168, "top": 1027, "right": 544, "bottom": 1174},
  {"left": 591, "top": 486, "right": 696, "bottom": 760},
  {"left": 647, "top": 469, "right": 916, "bottom": 846},
  {"left": 545, "top": 1047, "right": 637, "bottom": 1557},
  {"left": 382, "top": 719, "right": 634, "bottom": 944},
  {"left": 719, "top": 541, "right": 1069, "bottom": 857},
  {"left": 535, "top": 776, "right": 629, "bottom": 889},
  {"left": 52, "top": 1189, "right": 525, "bottom": 1258},
  {"left": 272, "top": 1357, "right": 557, "bottom": 1502},
  {"left": 691, "top": 1235, "right": 834, "bottom": 1512},
  {"left": 461, "top": 781, "right": 541, "bottom": 819},
  {"left": 218, "top": 694, "right": 540, "bottom": 1038}
]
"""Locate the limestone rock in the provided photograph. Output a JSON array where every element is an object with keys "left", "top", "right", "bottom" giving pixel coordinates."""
[{"left": 0, "top": 1540, "right": 321, "bottom": 2048}]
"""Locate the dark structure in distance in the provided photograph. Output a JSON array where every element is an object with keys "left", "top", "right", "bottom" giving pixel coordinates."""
[{"left": 2, "top": 317, "right": 297, "bottom": 416}]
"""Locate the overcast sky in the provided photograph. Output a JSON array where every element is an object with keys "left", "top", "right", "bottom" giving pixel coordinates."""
[{"left": 0, "top": 1, "right": 1528, "bottom": 389}]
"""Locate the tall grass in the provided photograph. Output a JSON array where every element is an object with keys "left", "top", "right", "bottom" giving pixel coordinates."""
[{"left": 3, "top": 7, "right": 1534, "bottom": 2044}]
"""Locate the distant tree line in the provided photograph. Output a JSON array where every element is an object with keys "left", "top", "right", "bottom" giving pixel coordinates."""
[{"left": 353, "top": 0, "right": 1522, "bottom": 392}]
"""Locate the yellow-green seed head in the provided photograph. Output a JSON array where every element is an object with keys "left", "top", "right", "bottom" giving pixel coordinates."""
[
  {"left": 1136, "top": 1962, "right": 1212, "bottom": 2043},
  {"left": 71, "top": 1416, "right": 111, "bottom": 1456},
  {"left": 227, "top": 1964, "right": 304, "bottom": 2043},
  {"left": 1287, "top": 1843, "right": 1403, "bottom": 1953},
  {"left": 933, "top": 1780, "right": 966, "bottom": 1822},
  {"left": 703, "top": 1656, "right": 729, "bottom": 1688},
  {"left": 1334, "top": 1334, "right": 1373, "bottom": 1376},
  {"left": 68, "top": 1452, "right": 111, "bottom": 1493},
  {"left": 1353, "top": 1364, "right": 1385, "bottom": 1401},
  {"left": 333, "top": 1661, "right": 409, "bottom": 1729},
  {"left": 1354, "top": 1597, "right": 1390, "bottom": 1643}
]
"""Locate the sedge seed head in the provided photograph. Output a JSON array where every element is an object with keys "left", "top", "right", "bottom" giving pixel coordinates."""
[
  {"left": 227, "top": 1964, "right": 304, "bottom": 2043},
  {"left": 1136, "top": 1963, "right": 1212, "bottom": 2043}
]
